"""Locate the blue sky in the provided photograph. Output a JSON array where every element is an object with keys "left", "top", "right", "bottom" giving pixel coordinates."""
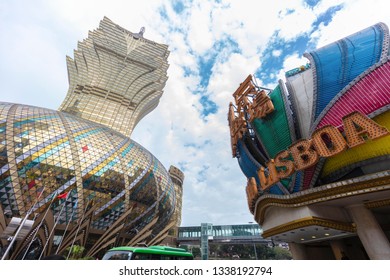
[{"left": 1, "top": 0, "right": 389, "bottom": 226}]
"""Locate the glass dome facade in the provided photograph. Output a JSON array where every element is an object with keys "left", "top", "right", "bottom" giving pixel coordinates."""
[{"left": 0, "top": 102, "right": 175, "bottom": 243}]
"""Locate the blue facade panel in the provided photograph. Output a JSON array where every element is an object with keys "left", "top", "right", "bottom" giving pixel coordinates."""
[
  {"left": 310, "top": 23, "right": 385, "bottom": 120},
  {"left": 237, "top": 139, "right": 260, "bottom": 184}
]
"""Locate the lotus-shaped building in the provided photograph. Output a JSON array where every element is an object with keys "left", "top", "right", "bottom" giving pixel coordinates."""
[{"left": 0, "top": 17, "right": 183, "bottom": 259}]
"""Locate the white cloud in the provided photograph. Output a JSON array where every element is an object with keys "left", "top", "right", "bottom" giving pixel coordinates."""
[
  {"left": 314, "top": 0, "right": 390, "bottom": 48},
  {"left": 186, "top": 2, "right": 215, "bottom": 54},
  {"left": 275, "top": 1, "right": 317, "bottom": 40},
  {"left": 273, "top": 53, "right": 310, "bottom": 84},
  {"left": 272, "top": 49, "right": 282, "bottom": 57}
]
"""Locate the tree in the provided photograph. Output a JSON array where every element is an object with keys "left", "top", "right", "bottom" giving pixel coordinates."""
[
  {"left": 191, "top": 247, "right": 201, "bottom": 259},
  {"left": 207, "top": 243, "right": 292, "bottom": 260},
  {"left": 64, "top": 245, "right": 94, "bottom": 260},
  {"left": 272, "top": 246, "right": 292, "bottom": 260}
]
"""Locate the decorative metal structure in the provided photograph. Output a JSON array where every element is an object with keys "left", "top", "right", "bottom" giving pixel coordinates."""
[
  {"left": 228, "top": 23, "right": 390, "bottom": 259},
  {"left": 0, "top": 17, "right": 182, "bottom": 259}
]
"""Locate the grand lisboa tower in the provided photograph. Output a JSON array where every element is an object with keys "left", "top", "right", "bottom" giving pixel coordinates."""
[{"left": 0, "top": 17, "right": 183, "bottom": 259}]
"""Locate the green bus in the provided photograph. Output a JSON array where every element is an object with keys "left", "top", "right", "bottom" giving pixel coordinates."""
[{"left": 102, "top": 246, "right": 194, "bottom": 260}]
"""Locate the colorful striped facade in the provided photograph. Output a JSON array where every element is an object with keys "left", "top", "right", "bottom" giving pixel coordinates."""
[{"left": 229, "top": 23, "right": 390, "bottom": 259}]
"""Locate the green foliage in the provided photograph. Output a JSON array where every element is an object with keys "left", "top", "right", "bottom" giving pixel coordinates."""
[
  {"left": 64, "top": 245, "right": 94, "bottom": 260},
  {"left": 207, "top": 244, "right": 292, "bottom": 260},
  {"left": 272, "top": 246, "right": 293, "bottom": 260},
  {"left": 191, "top": 247, "right": 201, "bottom": 259}
]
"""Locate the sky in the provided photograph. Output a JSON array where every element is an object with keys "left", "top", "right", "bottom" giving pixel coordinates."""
[{"left": 0, "top": 0, "right": 389, "bottom": 227}]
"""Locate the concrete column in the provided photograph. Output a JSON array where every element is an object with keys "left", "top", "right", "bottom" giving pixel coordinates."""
[
  {"left": 347, "top": 204, "right": 390, "bottom": 260},
  {"left": 288, "top": 242, "right": 308, "bottom": 260},
  {"left": 330, "top": 240, "right": 348, "bottom": 260}
]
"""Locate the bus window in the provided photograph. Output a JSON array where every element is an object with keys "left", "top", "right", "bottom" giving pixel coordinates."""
[
  {"left": 102, "top": 251, "right": 132, "bottom": 260},
  {"left": 151, "top": 254, "right": 161, "bottom": 260},
  {"left": 177, "top": 256, "right": 194, "bottom": 260},
  {"left": 132, "top": 253, "right": 152, "bottom": 260}
]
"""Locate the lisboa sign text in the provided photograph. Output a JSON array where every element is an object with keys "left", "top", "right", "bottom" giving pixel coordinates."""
[{"left": 253, "top": 111, "right": 389, "bottom": 191}]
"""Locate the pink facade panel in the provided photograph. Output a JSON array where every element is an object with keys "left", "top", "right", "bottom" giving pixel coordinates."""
[{"left": 316, "top": 60, "right": 390, "bottom": 130}]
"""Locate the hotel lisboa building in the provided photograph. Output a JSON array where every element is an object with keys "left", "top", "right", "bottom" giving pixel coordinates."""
[{"left": 229, "top": 22, "right": 390, "bottom": 259}]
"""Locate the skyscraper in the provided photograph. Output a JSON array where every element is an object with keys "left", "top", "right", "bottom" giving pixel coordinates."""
[
  {"left": 0, "top": 17, "right": 181, "bottom": 260},
  {"left": 59, "top": 17, "right": 169, "bottom": 137}
]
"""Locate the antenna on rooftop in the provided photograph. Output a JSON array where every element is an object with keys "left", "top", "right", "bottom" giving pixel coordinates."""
[{"left": 133, "top": 27, "right": 145, "bottom": 39}]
